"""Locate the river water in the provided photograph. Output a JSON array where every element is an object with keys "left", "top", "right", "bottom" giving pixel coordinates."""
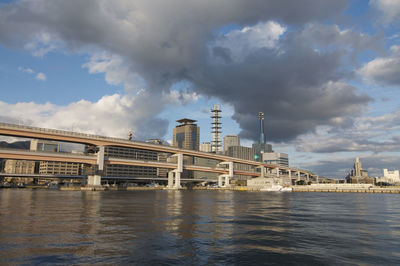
[{"left": 0, "top": 189, "right": 399, "bottom": 265}]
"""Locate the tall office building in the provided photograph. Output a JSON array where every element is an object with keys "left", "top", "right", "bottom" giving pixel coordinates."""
[
  {"left": 172, "top": 118, "right": 200, "bottom": 151},
  {"left": 223, "top": 135, "right": 240, "bottom": 153}
]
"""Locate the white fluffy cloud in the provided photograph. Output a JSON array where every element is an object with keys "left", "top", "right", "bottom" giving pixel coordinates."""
[
  {"left": 0, "top": 88, "right": 199, "bottom": 141},
  {"left": 0, "top": 93, "right": 163, "bottom": 140},
  {"left": 358, "top": 45, "right": 400, "bottom": 86},
  {"left": 83, "top": 52, "right": 146, "bottom": 91}
]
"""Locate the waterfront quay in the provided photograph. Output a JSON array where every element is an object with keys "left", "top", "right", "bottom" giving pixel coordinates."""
[
  {"left": 5, "top": 183, "right": 399, "bottom": 194},
  {"left": 292, "top": 184, "right": 400, "bottom": 194}
]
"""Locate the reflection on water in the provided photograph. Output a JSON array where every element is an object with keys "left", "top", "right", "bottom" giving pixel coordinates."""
[{"left": 0, "top": 190, "right": 399, "bottom": 265}]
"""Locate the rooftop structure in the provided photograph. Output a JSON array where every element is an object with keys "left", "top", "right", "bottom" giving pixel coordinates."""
[{"left": 176, "top": 118, "right": 197, "bottom": 125}]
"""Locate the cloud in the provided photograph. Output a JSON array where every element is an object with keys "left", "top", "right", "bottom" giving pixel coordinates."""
[
  {"left": 83, "top": 52, "right": 145, "bottom": 91},
  {"left": 212, "top": 21, "right": 286, "bottom": 63},
  {"left": 0, "top": 0, "right": 382, "bottom": 143},
  {"left": 35, "top": 72, "right": 47, "bottom": 81},
  {"left": 358, "top": 45, "right": 400, "bottom": 86},
  {"left": 370, "top": 0, "right": 400, "bottom": 23},
  {"left": 0, "top": 92, "right": 170, "bottom": 140},
  {"left": 293, "top": 108, "right": 400, "bottom": 154},
  {"left": 24, "top": 32, "right": 61, "bottom": 57}
]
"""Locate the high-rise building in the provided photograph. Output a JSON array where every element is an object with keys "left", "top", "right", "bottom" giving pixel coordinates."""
[
  {"left": 345, "top": 157, "right": 374, "bottom": 184},
  {"left": 200, "top": 142, "right": 212, "bottom": 152},
  {"left": 211, "top": 104, "right": 221, "bottom": 152},
  {"left": 223, "top": 135, "right": 240, "bottom": 153},
  {"left": 172, "top": 118, "right": 200, "bottom": 151}
]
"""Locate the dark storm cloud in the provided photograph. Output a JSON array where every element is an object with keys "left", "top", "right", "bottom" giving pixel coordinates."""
[
  {"left": 192, "top": 24, "right": 376, "bottom": 141},
  {"left": 0, "top": 0, "right": 382, "bottom": 142}
]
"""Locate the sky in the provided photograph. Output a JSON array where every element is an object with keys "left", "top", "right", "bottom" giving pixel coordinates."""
[{"left": 0, "top": 0, "right": 400, "bottom": 178}]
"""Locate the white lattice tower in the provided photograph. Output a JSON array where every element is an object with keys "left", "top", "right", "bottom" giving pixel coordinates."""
[{"left": 211, "top": 104, "right": 222, "bottom": 152}]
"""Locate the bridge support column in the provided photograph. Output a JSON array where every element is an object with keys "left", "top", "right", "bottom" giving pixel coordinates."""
[
  {"left": 306, "top": 173, "right": 310, "bottom": 182},
  {"left": 97, "top": 146, "right": 105, "bottom": 171},
  {"left": 167, "top": 153, "right": 183, "bottom": 189},
  {"left": 316, "top": 175, "right": 319, "bottom": 184},
  {"left": 288, "top": 170, "right": 291, "bottom": 179},
  {"left": 217, "top": 161, "right": 233, "bottom": 187},
  {"left": 256, "top": 166, "right": 265, "bottom": 178},
  {"left": 168, "top": 171, "right": 174, "bottom": 188},
  {"left": 276, "top": 167, "right": 280, "bottom": 178},
  {"left": 88, "top": 175, "right": 101, "bottom": 186},
  {"left": 297, "top": 171, "right": 300, "bottom": 181},
  {"left": 218, "top": 175, "right": 224, "bottom": 187}
]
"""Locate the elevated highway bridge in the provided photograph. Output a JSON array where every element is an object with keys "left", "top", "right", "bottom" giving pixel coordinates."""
[{"left": 0, "top": 122, "right": 317, "bottom": 188}]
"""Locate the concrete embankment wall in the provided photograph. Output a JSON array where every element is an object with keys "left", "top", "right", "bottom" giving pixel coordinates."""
[{"left": 293, "top": 184, "right": 400, "bottom": 194}]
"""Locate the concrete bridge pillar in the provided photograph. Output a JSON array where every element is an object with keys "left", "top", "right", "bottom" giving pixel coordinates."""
[
  {"left": 297, "top": 171, "right": 301, "bottom": 181},
  {"left": 276, "top": 167, "right": 280, "bottom": 178},
  {"left": 97, "top": 146, "right": 105, "bottom": 171},
  {"left": 168, "top": 171, "right": 174, "bottom": 188},
  {"left": 288, "top": 170, "right": 291, "bottom": 179},
  {"left": 217, "top": 161, "right": 233, "bottom": 187},
  {"left": 88, "top": 175, "right": 101, "bottom": 186},
  {"left": 167, "top": 153, "right": 183, "bottom": 189},
  {"left": 306, "top": 173, "right": 310, "bottom": 182},
  {"left": 218, "top": 175, "right": 224, "bottom": 187},
  {"left": 256, "top": 166, "right": 265, "bottom": 178}
]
